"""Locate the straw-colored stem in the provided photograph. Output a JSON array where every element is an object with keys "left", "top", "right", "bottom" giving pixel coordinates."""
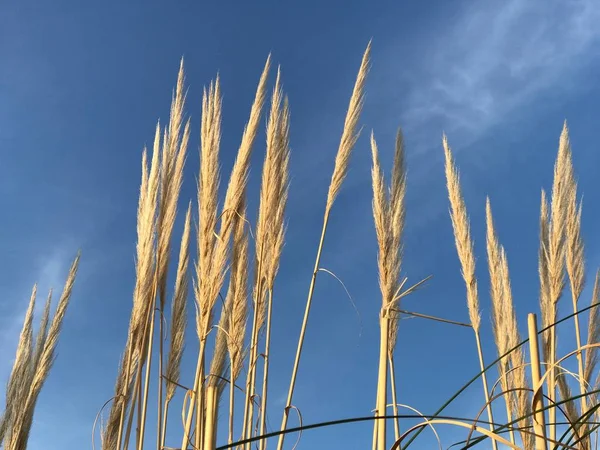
[
  {"left": 195, "top": 349, "right": 207, "bottom": 450},
  {"left": 181, "top": 341, "right": 206, "bottom": 450},
  {"left": 244, "top": 250, "right": 266, "bottom": 449},
  {"left": 571, "top": 291, "right": 588, "bottom": 414},
  {"left": 157, "top": 315, "right": 164, "bottom": 450},
  {"left": 549, "top": 328, "right": 556, "bottom": 444},
  {"left": 242, "top": 294, "right": 261, "bottom": 449},
  {"left": 116, "top": 342, "right": 135, "bottom": 450},
  {"left": 275, "top": 214, "right": 329, "bottom": 450},
  {"left": 527, "top": 313, "right": 548, "bottom": 450},
  {"left": 137, "top": 303, "right": 157, "bottom": 450},
  {"left": 229, "top": 363, "right": 236, "bottom": 445},
  {"left": 259, "top": 289, "right": 274, "bottom": 450},
  {"left": 123, "top": 366, "right": 142, "bottom": 450},
  {"left": 474, "top": 330, "right": 498, "bottom": 450},
  {"left": 388, "top": 356, "right": 400, "bottom": 441},
  {"left": 376, "top": 312, "right": 389, "bottom": 450},
  {"left": 203, "top": 385, "right": 218, "bottom": 450},
  {"left": 372, "top": 404, "right": 378, "bottom": 450},
  {"left": 160, "top": 400, "right": 170, "bottom": 450}
]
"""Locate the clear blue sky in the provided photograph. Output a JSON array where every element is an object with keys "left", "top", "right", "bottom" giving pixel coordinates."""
[{"left": 1, "top": 0, "right": 600, "bottom": 449}]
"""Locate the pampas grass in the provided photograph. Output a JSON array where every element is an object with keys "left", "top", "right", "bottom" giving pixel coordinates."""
[
  {"left": 1, "top": 254, "right": 79, "bottom": 450},
  {"left": 443, "top": 136, "right": 498, "bottom": 450},
  {"left": 9, "top": 42, "right": 600, "bottom": 450}
]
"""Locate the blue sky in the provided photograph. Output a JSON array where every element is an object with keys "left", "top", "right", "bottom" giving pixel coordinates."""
[{"left": 2, "top": 0, "right": 600, "bottom": 449}]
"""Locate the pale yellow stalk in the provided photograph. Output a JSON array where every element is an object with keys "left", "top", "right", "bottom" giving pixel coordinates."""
[{"left": 276, "top": 42, "right": 370, "bottom": 450}]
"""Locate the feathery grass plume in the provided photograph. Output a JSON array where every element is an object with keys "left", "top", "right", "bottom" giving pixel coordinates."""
[
  {"left": 539, "top": 189, "right": 551, "bottom": 352},
  {"left": 556, "top": 373, "right": 581, "bottom": 442},
  {"left": 370, "top": 131, "right": 406, "bottom": 450},
  {"left": 157, "top": 59, "right": 190, "bottom": 309},
  {"left": 253, "top": 67, "right": 286, "bottom": 334},
  {"left": 190, "top": 59, "right": 271, "bottom": 450},
  {"left": 259, "top": 83, "right": 292, "bottom": 450},
  {"left": 386, "top": 129, "right": 407, "bottom": 442},
  {"left": 442, "top": 136, "right": 498, "bottom": 450},
  {"left": 565, "top": 173, "right": 587, "bottom": 418},
  {"left": 195, "top": 78, "right": 223, "bottom": 339},
  {"left": 179, "top": 77, "right": 223, "bottom": 450},
  {"left": 276, "top": 43, "right": 371, "bottom": 450},
  {"left": 4, "top": 254, "right": 79, "bottom": 450},
  {"left": 0, "top": 285, "right": 37, "bottom": 446},
  {"left": 243, "top": 66, "right": 285, "bottom": 448},
  {"left": 485, "top": 199, "right": 516, "bottom": 445},
  {"left": 226, "top": 205, "right": 249, "bottom": 445},
  {"left": 325, "top": 40, "right": 371, "bottom": 212},
  {"left": 499, "top": 249, "right": 534, "bottom": 450},
  {"left": 121, "top": 124, "right": 163, "bottom": 450},
  {"left": 107, "top": 133, "right": 161, "bottom": 450},
  {"left": 220, "top": 56, "right": 271, "bottom": 238},
  {"left": 165, "top": 203, "right": 192, "bottom": 403},
  {"left": 543, "top": 122, "right": 573, "bottom": 443},
  {"left": 205, "top": 55, "right": 270, "bottom": 442},
  {"left": 146, "top": 60, "right": 190, "bottom": 450},
  {"left": 486, "top": 202, "right": 533, "bottom": 449},
  {"left": 160, "top": 203, "right": 192, "bottom": 449},
  {"left": 31, "top": 291, "right": 53, "bottom": 378},
  {"left": 208, "top": 309, "right": 229, "bottom": 393}
]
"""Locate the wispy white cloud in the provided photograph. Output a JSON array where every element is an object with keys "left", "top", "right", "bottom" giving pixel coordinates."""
[
  {"left": 0, "top": 247, "right": 75, "bottom": 385},
  {"left": 389, "top": 0, "right": 600, "bottom": 148}
]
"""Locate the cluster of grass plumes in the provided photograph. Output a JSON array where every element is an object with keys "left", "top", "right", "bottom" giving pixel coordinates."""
[
  {"left": 0, "top": 254, "right": 80, "bottom": 450},
  {"left": 6, "top": 42, "right": 600, "bottom": 450}
]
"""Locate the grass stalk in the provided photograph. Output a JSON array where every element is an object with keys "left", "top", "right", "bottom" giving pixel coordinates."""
[
  {"left": 388, "top": 356, "right": 400, "bottom": 441},
  {"left": 376, "top": 314, "right": 390, "bottom": 450},
  {"left": 443, "top": 135, "right": 498, "bottom": 450},
  {"left": 527, "top": 313, "right": 548, "bottom": 450},
  {"left": 259, "top": 289, "right": 274, "bottom": 450},
  {"left": 275, "top": 42, "right": 370, "bottom": 450},
  {"left": 203, "top": 385, "right": 219, "bottom": 450}
]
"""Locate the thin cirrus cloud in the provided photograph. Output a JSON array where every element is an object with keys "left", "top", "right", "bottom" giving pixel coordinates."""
[
  {"left": 0, "top": 247, "right": 74, "bottom": 385},
  {"left": 395, "top": 0, "right": 600, "bottom": 148}
]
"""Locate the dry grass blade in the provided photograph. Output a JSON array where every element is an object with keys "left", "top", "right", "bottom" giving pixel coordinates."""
[{"left": 325, "top": 41, "right": 371, "bottom": 212}]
